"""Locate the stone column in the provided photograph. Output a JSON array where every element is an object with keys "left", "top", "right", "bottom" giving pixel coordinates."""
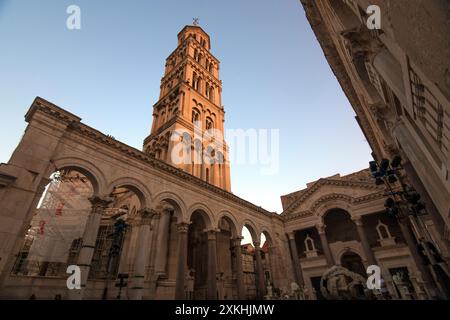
[
  {"left": 206, "top": 229, "right": 218, "bottom": 299},
  {"left": 231, "top": 236, "right": 246, "bottom": 300},
  {"left": 154, "top": 202, "right": 174, "bottom": 277},
  {"left": 352, "top": 216, "right": 377, "bottom": 266},
  {"left": 129, "top": 209, "right": 154, "bottom": 300},
  {"left": 175, "top": 222, "right": 190, "bottom": 300},
  {"left": 316, "top": 223, "right": 335, "bottom": 266},
  {"left": 398, "top": 217, "right": 436, "bottom": 299},
  {"left": 254, "top": 242, "right": 266, "bottom": 299},
  {"left": 287, "top": 232, "right": 304, "bottom": 287},
  {"left": 403, "top": 160, "right": 450, "bottom": 265},
  {"left": 70, "top": 196, "right": 113, "bottom": 300}
]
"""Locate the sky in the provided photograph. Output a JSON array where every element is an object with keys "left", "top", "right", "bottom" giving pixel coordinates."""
[{"left": 0, "top": 0, "right": 372, "bottom": 226}]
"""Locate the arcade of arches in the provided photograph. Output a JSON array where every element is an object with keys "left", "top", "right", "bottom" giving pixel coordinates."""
[{"left": 0, "top": 23, "right": 449, "bottom": 300}]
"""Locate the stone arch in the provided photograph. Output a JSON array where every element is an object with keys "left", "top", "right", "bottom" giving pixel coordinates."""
[
  {"left": 106, "top": 177, "right": 152, "bottom": 209},
  {"left": 52, "top": 156, "right": 106, "bottom": 195},
  {"left": 216, "top": 211, "right": 239, "bottom": 238},
  {"left": 337, "top": 247, "right": 366, "bottom": 265},
  {"left": 259, "top": 227, "right": 274, "bottom": 246},
  {"left": 323, "top": 207, "right": 359, "bottom": 243},
  {"left": 187, "top": 203, "right": 214, "bottom": 229},
  {"left": 153, "top": 191, "right": 187, "bottom": 221},
  {"left": 241, "top": 220, "right": 260, "bottom": 244},
  {"left": 339, "top": 249, "right": 367, "bottom": 277},
  {"left": 312, "top": 194, "right": 354, "bottom": 219}
]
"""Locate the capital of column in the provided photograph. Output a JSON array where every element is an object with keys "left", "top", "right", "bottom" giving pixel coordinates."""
[
  {"left": 156, "top": 201, "right": 175, "bottom": 215},
  {"left": 253, "top": 242, "right": 261, "bottom": 250},
  {"left": 351, "top": 215, "right": 364, "bottom": 226},
  {"left": 315, "top": 223, "right": 326, "bottom": 234},
  {"left": 137, "top": 207, "right": 157, "bottom": 225},
  {"left": 204, "top": 228, "right": 219, "bottom": 240},
  {"left": 231, "top": 236, "right": 244, "bottom": 247},
  {"left": 176, "top": 222, "right": 190, "bottom": 233},
  {"left": 287, "top": 231, "right": 296, "bottom": 240},
  {"left": 89, "top": 196, "right": 114, "bottom": 213}
]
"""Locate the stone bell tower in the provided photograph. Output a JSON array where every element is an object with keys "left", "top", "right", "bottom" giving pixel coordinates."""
[{"left": 143, "top": 24, "right": 231, "bottom": 191}]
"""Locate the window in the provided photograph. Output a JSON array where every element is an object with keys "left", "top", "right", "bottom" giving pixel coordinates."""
[
  {"left": 196, "top": 77, "right": 202, "bottom": 93},
  {"left": 205, "top": 168, "right": 210, "bottom": 183},
  {"left": 192, "top": 109, "right": 200, "bottom": 123},
  {"left": 206, "top": 117, "right": 213, "bottom": 130},
  {"left": 209, "top": 86, "right": 214, "bottom": 102}
]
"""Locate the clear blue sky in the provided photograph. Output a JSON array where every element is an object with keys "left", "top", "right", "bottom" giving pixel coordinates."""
[{"left": 0, "top": 0, "right": 372, "bottom": 215}]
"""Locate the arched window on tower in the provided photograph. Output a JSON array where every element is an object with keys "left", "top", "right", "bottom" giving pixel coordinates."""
[
  {"left": 192, "top": 72, "right": 197, "bottom": 89},
  {"left": 205, "top": 83, "right": 210, "bottom": 98},
  {"left": 192, "top": 108, "right": 200, "bottom": 124},
  {"left": 209, "top": 86, "right": 214, "bottom": 102},
  {"left": 194, "top": 49, "right": 198, "bottom": 61},
  {"left": 196, "top": 77, "right": 202, "bottom": 93},
  {"left": 205, "top": 117, "right": 214, "bottom": 130}
]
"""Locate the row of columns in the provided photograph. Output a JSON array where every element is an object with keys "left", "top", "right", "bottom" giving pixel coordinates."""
[
  {"left": 70, "top": 197, "right": 267, "bottom": 300},
  {"left": 174, "top": 227, "right": 249, "bottom": 300}
]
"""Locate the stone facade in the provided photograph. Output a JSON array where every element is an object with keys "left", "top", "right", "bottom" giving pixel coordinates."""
[
  {"left": 299, "top": 0, "right": 450, "bottom": 242},
  {"left": 281, "top": 169, "right": 447, "bottom": 299},
  {"left": 0, "top": 22, "right": 448, "bottom": 300}
]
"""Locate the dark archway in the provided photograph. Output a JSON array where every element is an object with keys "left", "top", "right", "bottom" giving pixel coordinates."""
[
  {"left": 187, "top": 210, "right": 210, "bottom": 299},
  {"left": 324, "top": 209, "right": 359, "bottom": 243},
  {"left": 341, "top": 251, "right": 366, "bottom": 277}
]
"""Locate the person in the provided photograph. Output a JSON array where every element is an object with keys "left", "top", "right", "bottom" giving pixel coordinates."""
[
  {"left": 185, "top": 269, "right": 195, "bottom": 300},
  {"left": 266, "top": 283, "right": 273, "bottom": 299},
  {"left": 216, "top": 272, "right": 225, "bottom": 300}
]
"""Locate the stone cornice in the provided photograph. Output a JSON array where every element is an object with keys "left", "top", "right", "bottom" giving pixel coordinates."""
[
  {"left": 26, "top": 97, "right": 81, "bottom": 124},
  {"left": 282, "top": 190, "right": 386, "bottom": 222},
  {"left": 27, "top": 97, "right": 277, "bottom": 220},
  {"left": 280, "top": 177, "right": 384, "bottom": 217},
  {"left": 0, "top": 172, "right": 16, "bottom": 189}
]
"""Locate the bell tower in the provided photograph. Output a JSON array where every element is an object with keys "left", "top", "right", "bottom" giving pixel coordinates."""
[{"left": 143, "top": 25, "right": 231, "bottom": 191}]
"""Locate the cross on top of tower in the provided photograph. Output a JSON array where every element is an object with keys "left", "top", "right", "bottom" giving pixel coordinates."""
[{"left": 193, "top": 18, "right": 200, "bottom": 26}]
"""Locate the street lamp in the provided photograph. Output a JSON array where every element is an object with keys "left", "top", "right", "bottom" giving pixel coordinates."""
[
  {"left": 369, "top": 156, "right": 448, "bottom": 299},
  {"left": 369, "top": 156, "right": 426, "bottom": 217}
]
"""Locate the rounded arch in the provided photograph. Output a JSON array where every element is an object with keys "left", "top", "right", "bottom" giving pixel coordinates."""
[
  {"left": 323, "top": 207, "right": 359, "bottom": 243},
  {"left": 153, "top": 191, "right": 187, "bottom": 221},
  {"left": 216, "top": 211, "right": 239, "bottom": 238},
  {"left": 187, "top": 203, "right": 214, "bottom": 229},
  {"left": 52, "top": 157, "right": 107, "bottom": 195},
  {"left": 106, "top": 177, "right": 152, "bottom": 209},
  {"left": 337, "top": 247, "right": 366, "bottom": 265},
  {"left": 259, "top": 227, "right": 274, "bottom": 246},
  {"left": 241, "top": 220, "right": 260, "bottom": 244},
  {"left": 339, "top": 249, "right": 367, "bottom": 277},
  {"left": 312, "top": 194, "right": 354, "bottom": 219}
]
